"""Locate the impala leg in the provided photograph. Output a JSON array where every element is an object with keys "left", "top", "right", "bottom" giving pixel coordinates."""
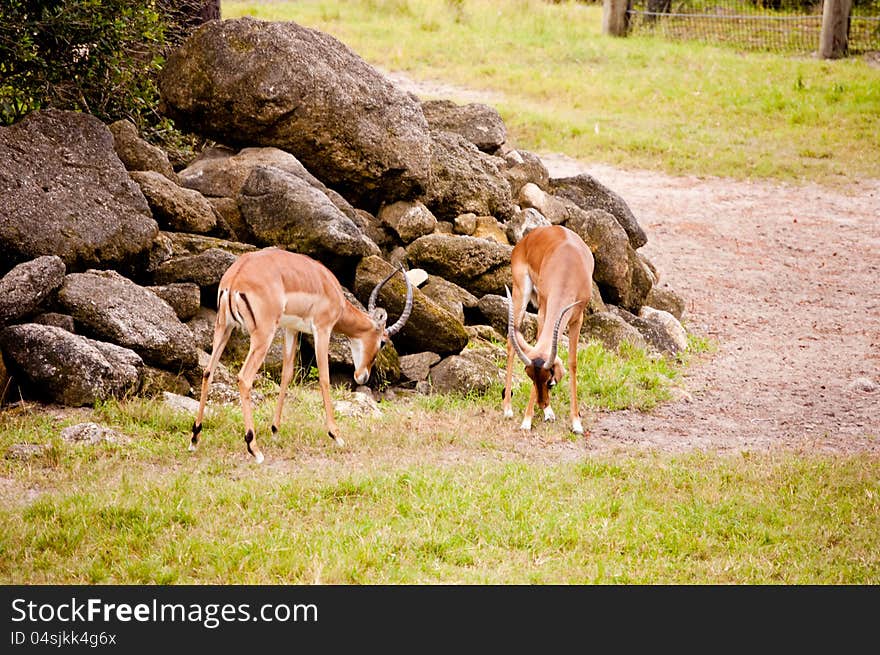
[
  {"left": 567, "top": 312, "right": 585, "bottom": 435},
  {"left": 272, "top": 329, "right": 299, "bottom": 434},
  {"left": 503, "top": 341, "right": 516, "bottom": 419},
  {"left": 313, "top": 327, "right": 344, "bottom": 447},
  {"left": 237, "top": 326, "right": 274, "bottom": 464},
  {"left": 504, "top": 281, "right": 527, "bottom": 420},
  {"left": 521, "top": 385, "right": 538, "bottom": 431},
  {"left": 191, "top": 321, "right": 234, "bottom": 451}
]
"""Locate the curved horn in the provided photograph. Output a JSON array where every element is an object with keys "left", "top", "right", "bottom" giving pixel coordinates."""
[
  {"left": 385, "top": 265, "right": 414, "bottom": 337},
  {"left": 506, "top": 286, "right": 532, "bottom": 366},
  {"left": 545, "top": 300, "right": 584, "bottom": 369},
  {"left": 367, "top": 266, "right": 400, "bottom": 313}
]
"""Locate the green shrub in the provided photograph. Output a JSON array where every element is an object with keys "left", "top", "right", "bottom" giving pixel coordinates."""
[{"left": 0, "top": 1, "right": 212, "bottom": 141}]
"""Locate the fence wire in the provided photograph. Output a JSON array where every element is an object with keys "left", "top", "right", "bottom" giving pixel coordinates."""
[{"left": 626, "top": 0, "right": 880, "bottom": 54}]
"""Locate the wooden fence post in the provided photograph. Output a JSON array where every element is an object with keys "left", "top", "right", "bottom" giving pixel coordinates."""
[
  {"left": 603, "top": 0, "right": 631, "bottom": 37},
  {"left": 819, "top": 0, "right": 853, "bottom": 58}
]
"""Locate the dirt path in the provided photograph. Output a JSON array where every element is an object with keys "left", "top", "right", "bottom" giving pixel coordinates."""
[
  {"left": 546, "top": 157, "right": 880, "bottom": 455},
  {"left": 389, "top": 72, "right": 880, "bottom": 457}
]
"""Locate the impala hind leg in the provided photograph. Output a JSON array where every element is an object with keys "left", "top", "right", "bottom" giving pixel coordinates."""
[
  {"left": 237, "top": 325, "right": 275, "bottom": 464},
  {"left": 272, "top": 329, "right": 299, "bottom": 434},
  {"left": 191, "top": 321, "right": 234, "bottom": 452}
]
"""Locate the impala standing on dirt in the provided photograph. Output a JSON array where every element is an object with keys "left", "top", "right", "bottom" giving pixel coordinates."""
[
  {"left": 503, "top": 225, "right": 594, "bottom": 435},
  {"left": 190, "top": 247, "right": 413, "bottom": 463}
]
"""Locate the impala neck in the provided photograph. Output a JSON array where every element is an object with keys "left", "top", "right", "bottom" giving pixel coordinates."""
[{"left": 335, "top": 299, "right": 375, "bottom": 337}]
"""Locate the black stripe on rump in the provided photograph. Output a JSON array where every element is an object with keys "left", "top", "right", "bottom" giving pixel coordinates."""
[{"left": 239, "top": 292, "right": 257, "bottom": 331}]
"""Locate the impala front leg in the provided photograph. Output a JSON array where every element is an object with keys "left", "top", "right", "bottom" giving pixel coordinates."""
[
  {"left": 567, "top": 312, "right": 585, "bottom": 435},
  {"left": 272, "top": 328, "right": 299, "bottom": 434},
  {"left": 313, "top": 327, "right": 344, "bottom": 447}
]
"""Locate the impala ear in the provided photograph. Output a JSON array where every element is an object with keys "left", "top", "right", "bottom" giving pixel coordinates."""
[{"left": 370, "top": 308, "right": 388, "bottom": 327}]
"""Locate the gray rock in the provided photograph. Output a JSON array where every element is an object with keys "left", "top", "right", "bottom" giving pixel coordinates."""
[
  {"left": 238, "top": 166, "right": 379, "bottom": 259},
  {"left": 0, "top": 109, "right": 158, "bottom": 272},
  {"left": 406, "top": 234, "right": 513, "bottom": 297},
  {"left": 147, "top": 283, "right": 202, "bottom": 321},
  {"left": 550, "top": 173, "right": 647, "bottom": 249},
  {"left": 420, "top": 276, "right": 479, "bottom": 324},
  {"left": 499, "top": 148, "right": 550, "bottom": 197},
  {"left": 645, "top": 284, "right": 687, "bottom": 320},
  {"left": 177, "top": 146, "right": 358, "bottom": 221},
  {"left": 151, "top": 247, "right": 237, "bottom": 288},
  {"left": 353, "top": 256, "right": 468, "bottom": 356},
  {"left": 32, "top": 312, "right": 75, "bottom": 332},
  {"left": 60, "top": 422, "right": 128, "bottom": 445},
  {"left": 428, "top": 349, "right": 503, "bottom": 395},
  {"left": 421, "top": 99, "right": 507, "bottom": 152},
  {"left": 422, "top": 129, "right": 515, "bottom": 222},
  {"left": 57, "top": 270, "right": 198, "bottom": 370},
  {"left": 506, "top": 207, "right": 551, "bottom": 244},
  {"left": 0, "top": 324, "right": 143, "bottom": 406},
  {"left": 108, "top": 119, "right": 176, "bottom": 180},
  {"left": 477, "top": 294, "right": 539, "bottom": 344},
  {"left": 159, "top": 17, "right": 432, "bottom": 210},
  {"left": 581, "top": 311, "right": 647, "bottom": 352},
  {"left": 0, "top": 256, "right": 66, "bottom": 326},
  {"left": 129, "top": 170, "right": 218, "bottom": 234},
  {"left": 379, "top": 200, "right": 437, "bottom": 244},
  {"left": 639, "top": 306, "right": 689, "bottom": 355},
  {"left": 399, "top": 351, "right": 441, "bottom": 382}
]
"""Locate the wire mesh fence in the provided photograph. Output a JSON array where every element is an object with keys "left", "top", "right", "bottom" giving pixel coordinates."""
[{"left": 625, "top": 0, "right": 880, "bottom": 54}]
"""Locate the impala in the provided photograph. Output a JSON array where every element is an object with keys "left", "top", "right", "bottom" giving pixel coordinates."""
[
  {"left": 190, "top": 247, "right": 413, "bottom": 463},
  {"left": 502, "top": 224, "right": 594, "bottom": 435}
]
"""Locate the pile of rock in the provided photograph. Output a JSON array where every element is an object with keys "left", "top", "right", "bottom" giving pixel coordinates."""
[{"left": 0, "top": 17, "right": 687, "bottom": 409}]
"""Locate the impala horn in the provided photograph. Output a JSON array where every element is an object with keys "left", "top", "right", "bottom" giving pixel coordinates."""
[
  {"left": 544, "top": 300, "right": 584, "bottom": 370},
  {"left": 369, "top": 265, "right": 414, "bottom": 337},
  {"left": 506, "top": 286, "right": 532, "bottom": 366}
]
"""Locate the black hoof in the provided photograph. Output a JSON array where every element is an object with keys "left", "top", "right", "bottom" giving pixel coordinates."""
[{"left": 271, "top": 424, "right": 278, "bottom": 434}]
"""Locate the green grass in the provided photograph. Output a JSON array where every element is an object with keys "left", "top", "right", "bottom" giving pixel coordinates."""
[
  {"left": 221, "top": 0, "right": 880, "bottom": 185},
  {"left": 2, "top": 405, "right": 878, "bottom": 583},
  {"left": 2, "top": 337, "right": 878, "bottom": 584}
]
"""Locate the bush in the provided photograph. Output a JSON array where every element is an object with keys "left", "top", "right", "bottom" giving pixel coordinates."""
[{"left": 0, "top": 1, "right": 214, "bottom": 142}]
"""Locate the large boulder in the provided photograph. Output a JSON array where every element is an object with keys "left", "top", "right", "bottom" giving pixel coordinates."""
[
  {"left": 428, "top": 349, "right": 503, "bottom": 395},
  {"left": 158, "top": 17, "right": 433, "bottom": 210},
  {"left": 237, "top": 166, "right": 379, "bottom": 260},
  {"left": 57, "top": 270, "right": 198, "bottom": 371},
  {"left": 0, "top": 324, "right": 143, "bottom": 406},
  {"left": 421, "top": 130, "right": 515, "bottom": 222},
  {"left": 353, "top": 256, "right": 468, "bottom": 356},
  {"left": 0, "top": 109, "right": 158, "bottom": 273},
  {"left": 406, "top": 234, "right": 512, "bottom": 297},
  {"left": 549, "top": 173, "right": 647, "bottom": 249},
  {"left": 0, "top": 256, "right": 66, "bottom": 327}
]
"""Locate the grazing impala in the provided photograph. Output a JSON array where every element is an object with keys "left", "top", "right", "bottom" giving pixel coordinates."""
[
  {"left": 191, "top": 247, "right": 413, "bottom": 463},
  {"left": 502, "top": 225, "right": 594, "bottom": 435}
]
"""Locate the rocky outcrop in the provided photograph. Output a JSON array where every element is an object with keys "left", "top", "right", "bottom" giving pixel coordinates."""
[
  {"left": 0, "top": 18, "right": 686, "bottom": 409},
  {"left": 0, "top": 109, "right": 158, "bottom": 273}
]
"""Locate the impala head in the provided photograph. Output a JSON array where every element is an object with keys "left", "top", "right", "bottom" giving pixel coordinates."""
[
  {"left": 351, "top": 265, "right": 414, "bottom": 385},
  {"left": 506, "top": 287, "right": 580, "bottom": 409}
]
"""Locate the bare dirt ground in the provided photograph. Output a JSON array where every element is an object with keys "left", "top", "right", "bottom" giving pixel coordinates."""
[
  {"left": 391, "top": 71, "right": 880, "bottom": 457},
  {"left": 546, "top": 157, "right": 880, "bottom": 456}
]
